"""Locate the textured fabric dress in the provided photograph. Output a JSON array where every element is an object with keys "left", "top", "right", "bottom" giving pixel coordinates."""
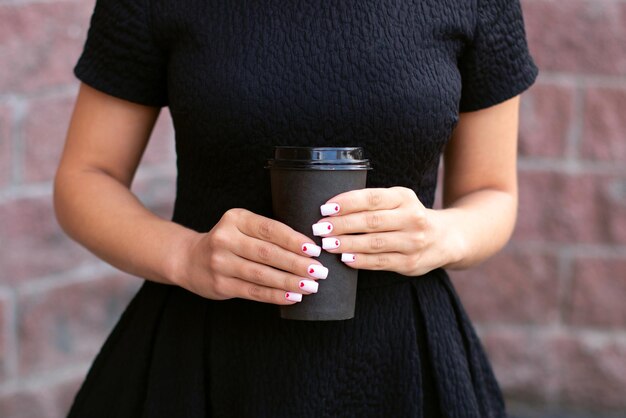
[{"left": 67, "top": 1, "right": 538, "bottom": 417}]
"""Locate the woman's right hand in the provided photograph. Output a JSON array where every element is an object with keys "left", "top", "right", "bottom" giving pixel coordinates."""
[{"left": 176, "top": 208, "right": 327, "bottom": 305}]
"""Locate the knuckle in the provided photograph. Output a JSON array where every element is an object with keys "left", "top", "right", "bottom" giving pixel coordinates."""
[
  {"left": 288, "top": 234, "right": 302, "bottom": 253},
  {"left": 256, "top": 244, "right": 273, "bottom": 261},
  {"left": 247, "top": 285, "right": 262, "bottom": 299},
  {"left": 211, "top": 277, "right": 226, "bottom": 299},
  {"left": 410, "top": 209, "right": 426, "bottom": 227},
  {"left": 288, "top": 256, "right": 299, "bottom": 274},
  {"left": 370, "top": 236, "right": 386, "bottom": 251},
  {"left": 408, "top": 254, "right": 422, "bottom": 274},
  {"left": 410, "top": 232, "right": 426, "bottom": 249},
  {"left": 366, "top": 213, "right": 382, "bottom": 230},
  {"left": 257, "top": 219, "right": 275, "bottom": 240},
  {"left": 207, "top": 250, "right": 224, "bottom": 268},
  {"left": 375, "top": 254, "right": 389, "bottom": 268},
  {"left": 368, "top": 190, "right": 382, "bottom": 207},
  {"left": 249, "top": 267, "right": 267, "bottom": 285},
  {"left": 223, "top": 208, "right": 243, "bottom": 223},
  {"left": 209, "top": 229, "right": 229, "bottom": 248},
  {"left": 283, "top": 276, "right": 292, "bottom": 292}
]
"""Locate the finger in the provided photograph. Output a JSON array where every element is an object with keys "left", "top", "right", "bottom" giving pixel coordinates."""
[
  {"left": 218, "top": 276, "right": 305, "bottom": 305},
  {"left": 232, "top": 235, "right": 329, "bottom": 280},
  {"left": 230, "top": 209, "right": 322, "bottom": 257},
  {"left": 227, "top": 258, "right": 320, "bottom": 294},
  {"left": 320, "top": 187, "right": 408, "bottom": 216},
  {"left": 321, "top": 232, "right": 419, "bottom": 255},
  {"left": 339, "top": 252, "right": 408, "bottom": 272},
  {"left": 313, "top": 209, "right": 403, "bottom": 236}
]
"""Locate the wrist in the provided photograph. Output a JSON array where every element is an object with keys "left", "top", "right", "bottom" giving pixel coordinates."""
[
  {"left": 163, "top": 226, "right": 201, "bottom": 288},
  {"left": 435, "top": 208, "right": 469, "bottom": 270}
]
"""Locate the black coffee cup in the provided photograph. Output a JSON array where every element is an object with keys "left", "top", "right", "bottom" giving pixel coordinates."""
[{"left": 267, "top": 147, "right": 371, "bottom": 320}]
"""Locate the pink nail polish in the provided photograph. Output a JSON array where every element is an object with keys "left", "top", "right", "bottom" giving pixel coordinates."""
[
  {"left": 301, "top": 243, "right": 322, "bottom": 257},
  {"left": 299, "top": 279, "right": 319, "bottom": 293},
  {"left": 320, "top": 203, "right": 340, "bottom": 216},
  {"left": 341, "top": 253, "right": 356, "bottom": 263},
  {"left": 285, "top": 292, "right": 303, "bottom": 302},
  {"left": 312, "top": 222, "right": 333, "bottom": 236},
  {"left": 307, "top": 264, "right": 329, "bottom": 279},
  {"left": 322, "top": 237, "right": 340, "bottom": 250}
]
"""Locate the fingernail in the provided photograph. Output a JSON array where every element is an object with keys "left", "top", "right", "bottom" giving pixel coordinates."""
[
  {"left": 301, "top": 243, "right": 322, "bottom": 257},
  {"left": 320, "top": 203, "right": 340, "bottom": 216},
  {"left": 341, "top": 253, "right": 356, "bottom": 263},
  {"left": 285, "top": 292, "right": 303, "bottom": 302},
  {"left": 312, "top": 222, "right": 333, "bottom": 236},
  {"left": 299, "top": 279, "right": 319, "bottom": 293},
  {"left": 307, "top": 264, "right": 329, "bottom": 279},
  {"left": 322, "top": 237, "right": 340, "bottom": 250}
]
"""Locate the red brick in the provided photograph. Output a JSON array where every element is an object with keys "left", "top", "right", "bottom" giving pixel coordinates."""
[
  {"left": 514, "top": 172, "right": 626, "bottom": 244},
  {"left": 17, "top": 272, "right": 140, "bottom": 376},
  {"left": 581, "top": 87, "right": 626, "bottom": 162},
  {"left": 451, "top": 250, "right": 559, "bottom": 324},
  {"left": 0, "top": 373, "right": 84, "bottom": 418},
  {"left": 0, "top": 1, "right": 93, "bottom": 93},
  {"left": 524, "top": 0, "right": 626, "bottom": 75},
  {"left": 0, "top": 196, "right": 97, "bottom": 284},
  {"left": 0, "top": 105, "right": 12, "bottom": 188},
  {"left": 480, "top": 329, "right": 560, "bottom": 403},
  {"left": 556, "top": 336, "right": 626, "bottom": 410},
  {"left": 567, "top": 258, "right": 626, "bottom": 327},
  {"left": 0, "top": 292, "right": 13, "bottom": 382},
  {"left": 519, "top": 83, "right": 574, "bottom": 158},
  {"left": 23, "top": 94, "right": 76, "bottom": 183},
  {"left": 141, "top": 109, "right": 176, "bottom": 165}
]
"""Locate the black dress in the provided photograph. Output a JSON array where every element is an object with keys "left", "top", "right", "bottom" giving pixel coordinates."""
[{"left": 67, "top": 1, "right": 537, "bottom": 417}]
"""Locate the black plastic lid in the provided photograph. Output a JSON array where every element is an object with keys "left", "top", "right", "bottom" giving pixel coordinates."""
[{"left": 267, "top": 146, "right": 371, "bottom": 170}]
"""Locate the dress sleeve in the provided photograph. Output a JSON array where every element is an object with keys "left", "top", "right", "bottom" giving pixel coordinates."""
[
  {"left": 74, "top": 0, "right": 168, "bottom": 107},
  {"left": 458, "top": 0, "right": 538, "bottom": 112}
]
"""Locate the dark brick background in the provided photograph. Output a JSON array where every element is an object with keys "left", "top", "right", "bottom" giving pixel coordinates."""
[{"left": 0, "top": 0, "right": 624, "bottom": 416}]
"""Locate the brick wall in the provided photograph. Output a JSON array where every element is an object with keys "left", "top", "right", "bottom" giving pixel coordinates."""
[
  {"left": 0, "top": 0, "right": 624, "bottom": 417},
  {"left": 450, "top": 0, "right": 626, "bottom": 415}
]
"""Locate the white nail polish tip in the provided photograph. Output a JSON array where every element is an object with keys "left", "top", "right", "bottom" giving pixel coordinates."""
[
  {"left": 285, "top": 292, "right": 303, "bottom": 302},
  {"left": 299, "top": 279, "right": 319, "bottom": 293},
  {"left": 312, "top": 222, "right": 333, "bottom": 236},
  {"left": 320, "top": 203, "right": 341, "bottom": 216},
  {"left": 341, "top": 253, "right": 356, "bottom": 263},
  {"left": 322, "top": 237, "right": 340, "bottom": 250},
  {"left": 307, "top": 264, "right": 329, "bottom": 279},
  {"left": 301, "top": 243, "right": 322, "bottom": 257}
]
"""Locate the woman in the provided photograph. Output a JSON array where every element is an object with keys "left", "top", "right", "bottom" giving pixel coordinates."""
[{"left": 55, "top": 0, "right": 537, "bottom": 416}]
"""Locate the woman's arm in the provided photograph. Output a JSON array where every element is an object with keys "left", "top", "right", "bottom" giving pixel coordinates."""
[
  {"left": 440, "top": 95, "right": 519, "bottom": 269},
  {"left": 55, "top": 83, "right": 325, "bottom": 303},
  {"left": 54, "top": 83, "right": 192, "bottom": 285},
  {"left": 313, "top": 96, "right": 521, "bottom": 274}
]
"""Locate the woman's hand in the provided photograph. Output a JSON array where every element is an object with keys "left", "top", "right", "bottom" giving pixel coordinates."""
[
  {"left": 312, "top": 187, "right": 462, "bottom": 276},
  {"left": 176, "top": 208, "right": 327, "bottom": 305}
]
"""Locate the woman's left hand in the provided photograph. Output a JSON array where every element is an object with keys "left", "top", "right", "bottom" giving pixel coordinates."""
[{"left": 312, "top": 187, "right": 461, "bottom": 276}]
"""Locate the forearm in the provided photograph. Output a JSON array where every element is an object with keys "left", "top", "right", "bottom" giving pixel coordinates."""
[
  {"left": 438, "top": 188, "right": 517, "bottom": 270},
  {"left": 53, "top": 167, "right": 196, "bottom": 286}
]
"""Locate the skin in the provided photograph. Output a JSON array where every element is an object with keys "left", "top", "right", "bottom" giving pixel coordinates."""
[{"left": 54, "top": 83, "right": 519, "bottom": 305}]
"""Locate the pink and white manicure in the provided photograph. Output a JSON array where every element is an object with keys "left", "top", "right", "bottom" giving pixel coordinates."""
[
  {"left": 285, "top": 292, "right": 303, "bottom": 302},
  {"left": 299, "top": 279, "right": 319, "bottom": 293},
  {"left": 301, "top": 243, "right": 322, "bottom": 257},
  {"left": 307, "top": 264, "right": 329, "bottom": 279},
  {"left": 312, "top": 222, "right": 333, "bottom": 236},
  {"left": 341, "top": 253, "right": 356, "bottom": 263},
  {"left": 322, "top": 237, "right": 340, "bottom": 250},
  {"left": 320, "top": 203, "right": 340, "bottom": 216}
]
